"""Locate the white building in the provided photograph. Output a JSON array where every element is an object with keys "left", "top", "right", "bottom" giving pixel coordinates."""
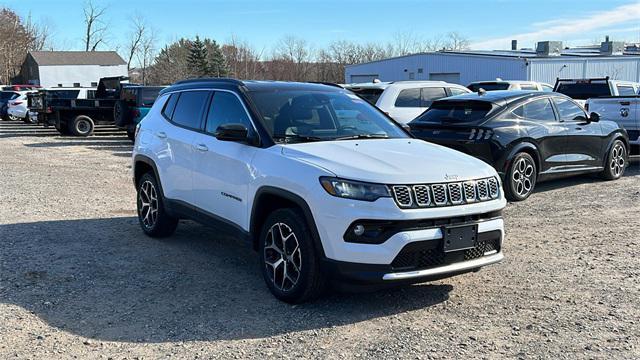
[
  {"left": 20, "top": 51, "right": 128, "bottom": 87},
  {"left": 345, "top": 41, "right": 640, "bottom": 86}
]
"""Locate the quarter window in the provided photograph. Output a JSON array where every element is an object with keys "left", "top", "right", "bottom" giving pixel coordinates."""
[
  {"left": 170, "top": 91, "right": 209, "bottom": 129},
  {"left": 512, "top": 98, "right": 556, "bottom": 121},
  {"left": 161, "top": 93, "right": 179, "bottom": 120},
  {"left": 205, "top": 91, "right": 252, "bottom": 134},
  {"left": 420, "top": 87, "right": 447, "bottom": 107},
  {"left": 519, "top": 84, "right": 538, "bottom": 91},
  {"left": 448, "top": 87, "right": 468, "bottom": 96},
  {"left": 553, "top": 97, "right": 587, "bottom": 121}
]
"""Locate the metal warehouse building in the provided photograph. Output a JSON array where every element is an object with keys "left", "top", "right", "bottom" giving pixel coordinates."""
[{"left": 344, "top": 41, "right": 640, "bottom": 85}]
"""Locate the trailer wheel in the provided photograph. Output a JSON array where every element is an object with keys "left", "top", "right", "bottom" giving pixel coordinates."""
[{"left": 69, "top": 115, "right": 94, "bottom": 137}]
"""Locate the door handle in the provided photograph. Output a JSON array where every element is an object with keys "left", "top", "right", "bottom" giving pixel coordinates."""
[
  {"left": 195, "top": 144, "right": 208, "bottom": 152},
  {"left": 156, "top": 131, "right": 167, "bottom": 139}
]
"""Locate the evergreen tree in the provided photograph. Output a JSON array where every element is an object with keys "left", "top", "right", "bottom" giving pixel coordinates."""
[
  {"left": 187, "top": 36, "right": 209, "bottom": 77},
  {"left": 204, "top": 38, "right": 228, "bottom": 77}
]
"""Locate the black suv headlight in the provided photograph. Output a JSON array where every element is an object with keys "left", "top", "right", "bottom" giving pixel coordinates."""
[{"left": 320, "top": 177, "right": 391, "bottom": 202}]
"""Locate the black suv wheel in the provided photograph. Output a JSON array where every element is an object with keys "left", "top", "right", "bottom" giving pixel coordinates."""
[
  {"left": 259, "top": 208, "right": 326, "bottom": 303},
  {"left": 505, "top": 152, "right": 537, "bottom": 201},
  {"left": 600, "top": 140, "right": 626, "bottom": 180},
  {"left": 137, "top": 172, "right": 178, "bottom": 237}
]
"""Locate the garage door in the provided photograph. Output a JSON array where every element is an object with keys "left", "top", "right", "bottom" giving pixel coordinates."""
[
  {"left": 350, "top": 74, "right": 379, "bottom": 83},
  {"left": 429, "top": 73, "right": 461, "bottom": 84}
]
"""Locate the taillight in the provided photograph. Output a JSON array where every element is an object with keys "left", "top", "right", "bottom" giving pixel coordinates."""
[
  {"left": 46, "top": 106, "right": 52, "bottom": 113},
  {"left": 11, "top": 101, "right": 23, "bottom": 106}
]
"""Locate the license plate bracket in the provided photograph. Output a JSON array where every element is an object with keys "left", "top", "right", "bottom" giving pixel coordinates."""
[{"left": 442, "top": 224, "right": 478, "bottom": 253}]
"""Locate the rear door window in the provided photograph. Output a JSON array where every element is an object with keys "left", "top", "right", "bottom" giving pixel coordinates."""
[
  {"left": 205, "top": 91, "right": 252, "bottom": 134},
  {"left": 448, "top": 87, "right": 468, "bottom": 96},
  {"left": 616, "top": 85, "right": 636, "bottom": 96},
  {"left": 513, "top": 98, "right": 556, "bottom": 121},
  {"left": 420, "top": 87, "right": 447, "bottom": 107},
  {"left": 553, "top": 97, "right": 587, "bottom": 121},
  {"left": 394, "top": 88, "right": 421, "bottom": 107},
  {"left": 171, "top": 91, "right": 210, "bottom": 129}
]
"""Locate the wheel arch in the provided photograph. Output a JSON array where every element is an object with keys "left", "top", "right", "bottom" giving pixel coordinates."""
[
  {"left": 605, "top": 131, "right": 630, "bottom": 157},
  {"left": 503, "top": 141, "right": 541, "bottom": 175},
  {"left": 133, "top": 155, "right": 165, "bottom": 198},
  {"left": 250, "top": 186, "right": 325, "bottom": 257}
]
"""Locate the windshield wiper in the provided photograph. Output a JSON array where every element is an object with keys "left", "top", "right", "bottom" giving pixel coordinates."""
[
  {"left": 333, "top": 134, "right": 389, "bottom": 141},
  {"left": 273, "top": 134, "right": 324, "bottom": 143}
]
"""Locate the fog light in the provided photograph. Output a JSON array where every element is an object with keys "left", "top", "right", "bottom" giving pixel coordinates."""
[{"left": 353, "top": 224, "right": 365, "bottom": 236}]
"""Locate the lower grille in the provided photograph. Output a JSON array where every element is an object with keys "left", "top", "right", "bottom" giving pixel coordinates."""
[{"left": 391, "top": 230, "right": 501, "bottom": 271}]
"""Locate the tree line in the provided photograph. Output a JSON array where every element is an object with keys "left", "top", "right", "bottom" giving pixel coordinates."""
[{"left": 0, "top": 1, "right": 471, "bottom": 85}]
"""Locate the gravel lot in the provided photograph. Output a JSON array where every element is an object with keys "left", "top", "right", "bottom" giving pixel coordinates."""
[{"left": 0, "top": 120, "right": 638, "bottom": 359}]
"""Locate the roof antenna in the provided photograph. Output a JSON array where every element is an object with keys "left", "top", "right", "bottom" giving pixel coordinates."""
[{"left": 478, "top": 88, "right": 487, "bottom": 96}]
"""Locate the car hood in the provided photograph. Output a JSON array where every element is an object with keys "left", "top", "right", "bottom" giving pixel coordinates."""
[{"left": 280, "top": 138, "right": 497, "bottom": 184}]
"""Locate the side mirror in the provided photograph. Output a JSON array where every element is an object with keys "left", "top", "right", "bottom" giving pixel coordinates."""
[
  {"left": 215, "top": 123, "right": 250, "bottom": 142},
  {"left": 588, "top": 112, "right": 600, "bottom": 123}
]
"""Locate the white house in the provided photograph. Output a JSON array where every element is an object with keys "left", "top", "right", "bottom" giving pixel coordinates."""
[{"left": 20, "top": 51, "right": 128, "bottom": 87}]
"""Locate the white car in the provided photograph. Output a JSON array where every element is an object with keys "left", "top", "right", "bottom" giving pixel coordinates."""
[
  {"left": 7, "top": 91, "right": 37, "bottom": 122},
  {"left": 554, "top": 78, "right": 640, "bottom": 106},
  {"left": 467, "top": 80, "right": 553, "bottom": 92},
  {"left": 132, "top": 79, "right": 506, "bottom": 303},
  {"left": 343, "top": 81, "right": 471, "bottom": 124}
]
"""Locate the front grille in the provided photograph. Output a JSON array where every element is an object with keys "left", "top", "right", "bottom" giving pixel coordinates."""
[
  {"left": 391, "top": 186, "right": 412, "bottom": 207},
  {"left": 391, "top": 177, "right": 500, "bottom": 209},
  {"left": 391, "top": 230, "right": 501, "bottom": 271}
]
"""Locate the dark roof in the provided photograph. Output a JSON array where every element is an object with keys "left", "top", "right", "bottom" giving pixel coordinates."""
[
  {"left": 162, "top": 78, "right": 344, "bottom": 95},
  {"left": 443, "top": 90, "right": 552, "bottom": 107},
  {"left": 29, "top": 51, "right": 126, "bottom": 66}
]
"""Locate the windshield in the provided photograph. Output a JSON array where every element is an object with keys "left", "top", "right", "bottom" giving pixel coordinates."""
[
  {"left": 346, "top": 88, "right": 384, "bottom": 105},
  {"left": 248, "top": 89, "right": 407, "bottom": 143},
  {"left": 555, "top": 82, "right": 610, "bottom": 100},
  {"left": 412, "top": 100, "right": 494, "bottom": 124},
  {"left": 467, "top": 83, "right": 510, "bottom": 92}
]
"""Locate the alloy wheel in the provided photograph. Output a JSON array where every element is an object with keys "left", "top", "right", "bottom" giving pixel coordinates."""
[
  {"left": 263, "top": 222, "right": 302, "bottom": 292},
  {"left": 511, "top": 157, "right": 535, "bottom": 197},
  {"left": 610, "top": 143, "right": 625, "bottom": 178},
  {"left": 138, "top": 180, "right": 159, "bottom": 229}
]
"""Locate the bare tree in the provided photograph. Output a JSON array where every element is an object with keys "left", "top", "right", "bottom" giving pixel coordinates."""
[
  {"left": 443, "top": 32, "right": 470, "bottom": 51},
  {"left": 135, "top": 28, "right": 157, "bottom": 85},
  {"left": 271, "top": 35, "right": 312, "bottom": 81},
  {"left": 83, "top": 0, "right": 108, "bottom": 51},
  {"left": 125, "top": 15, "right": 147, "bottom": 71},
  {"left": 222, "top": 35, "right": 264, "bottom": 80}
]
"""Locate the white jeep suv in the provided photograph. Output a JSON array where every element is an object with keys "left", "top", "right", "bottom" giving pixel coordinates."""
[
  {"left": 132, "top": 79, "right": 506, "bottom": 303},
  {"left": 343, "top": 81, "right": 471, "bottom": 124}
]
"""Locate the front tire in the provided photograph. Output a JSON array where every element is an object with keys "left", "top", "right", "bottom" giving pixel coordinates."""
[
  {"left": 600, "top": 140, "right": 626, "bottom": 180},
  {"left": 259, "top": 208, "right": 326, "bottom": 303},
  {"left": 504, "top": 152, "right": 537, "bottom": 201},
  {"left": 136, "top": 172, "right": 178, "bottom": 237}
]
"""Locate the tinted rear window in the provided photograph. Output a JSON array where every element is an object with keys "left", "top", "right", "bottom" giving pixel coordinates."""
[
  {"left": 348, "top": 88, "right": 384, "bottom": 105},
  {"left": 413, "top": 100, "right": 494, "bottom": 124},
  {"left": 467, "top": 83, "right": 510, "bottom": 92},
  {"left": 555, "top": 82, "right": 610, "bottom": 99}
]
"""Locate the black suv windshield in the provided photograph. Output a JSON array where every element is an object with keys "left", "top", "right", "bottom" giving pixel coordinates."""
[
  {"left": 248, "top": 90, "right": 407, "bottom": 143},
  {"left": 413, "top": 100, "right": 494, "bottom": 124}
]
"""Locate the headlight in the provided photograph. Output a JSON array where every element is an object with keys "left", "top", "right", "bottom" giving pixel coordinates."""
[{"left": 320, "top": 177, "right": 391, "bottom": 202}]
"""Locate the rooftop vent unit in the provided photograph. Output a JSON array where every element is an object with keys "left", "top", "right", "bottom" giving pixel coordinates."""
[
  {"left": 536, "top": 41, "right": 562, "bottom": 57},
  {"left": 600, "top": 41, "right": 624, "bottom": 56}
]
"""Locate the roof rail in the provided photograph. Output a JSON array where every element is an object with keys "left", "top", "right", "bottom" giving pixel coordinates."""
[{"left": 172, "top": 77, "right": 245, "bottom": 86}]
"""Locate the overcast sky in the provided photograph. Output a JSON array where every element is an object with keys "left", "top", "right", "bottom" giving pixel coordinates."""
[{"left": 5, "top": 0, "right": 640, "bottom": 52}]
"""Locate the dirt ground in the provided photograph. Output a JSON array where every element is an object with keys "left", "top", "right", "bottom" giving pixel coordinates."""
[{"left": 0, "top": 120, "right": 638, "bottom": 359}]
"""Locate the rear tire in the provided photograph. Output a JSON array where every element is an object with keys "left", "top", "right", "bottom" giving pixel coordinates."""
[
  {"left": 504, "top": 152, "right": 537, "bottom": 202},
  {"left": 69, "top": 115, "right": 94, "bottom": 137},
  {"left": 259, "top": 208, "right": 326, "bottom": 303},
  {"left": 136, "top": 172, "right": 178, "bottom": 237},
  {"left": 600, "top": 140, "right": 626, "bottom": 180}
]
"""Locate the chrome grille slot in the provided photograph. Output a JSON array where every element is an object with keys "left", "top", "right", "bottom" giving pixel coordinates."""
[
  {"left": 477, "top": 179, "right": 489, "bottom": 200},
  {"left": 431, "top": 184, "right": 447, "bottom": 205},
  {"left": 447, "top": 183, "right": 463, "bottom": 204},
  {"left": 392, "top": 186, "right": 413, "bottom": 207},
  {"left": 488, "top": 177, "right": 499, "bottom": 199},
  {"left": 412, "top": 185, "right": 431, "bottom": 207},
  {"left": 463, "top": 181, "right": 476, "bottom": 202}
]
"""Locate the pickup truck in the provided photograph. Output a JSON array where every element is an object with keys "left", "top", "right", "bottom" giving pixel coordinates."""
[
  {"left": 587, "top": 95, "right": 640, "bottom": 154},
  {"left": 553, "top": 77, "right": 640, "bottom": 106}
]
